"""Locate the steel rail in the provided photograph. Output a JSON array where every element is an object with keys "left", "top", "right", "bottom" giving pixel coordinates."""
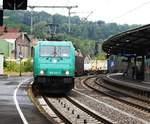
[{"left": 83, "top": 76, "right": 150, "bottom": 113}]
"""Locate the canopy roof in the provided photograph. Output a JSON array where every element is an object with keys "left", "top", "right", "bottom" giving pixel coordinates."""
[{"left": 102, "top": 24, "right": 150, "bottom": 56}]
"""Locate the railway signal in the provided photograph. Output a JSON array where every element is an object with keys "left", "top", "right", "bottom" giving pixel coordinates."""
[
  {"left": 0, "top": 10, "right": 3, "bottom": 26},
  {"left": 15, "top": 0, "right": 27, "bottom": 10},
  {"left": 3, "top": 0, "right": 27, "bottom": 10},
  {"left": 3, "top": 0, "right": 14, "bottom": 10}
]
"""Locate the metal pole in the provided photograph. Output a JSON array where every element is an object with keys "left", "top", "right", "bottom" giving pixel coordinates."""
[
  {"left": 28, "top": 5, "right": 78, "bottom": 9},
  {"left": 68, "top": 8, "right": 71, "bottom": 33},
  {"left": 142, "top": 55, "right": 145, "bottom": 80},
  {"left": 134, "top": 56, "right": 136, "bottom": 79},
  {"left": 19, "top": 57, "right": 21, "bottom": 77},
  {"left": 30, "top": 7, "right": 34, "bottom": 35},
  {"left": 19, "top": 44, "right": 21, "bottom": 77},
  {"left": 19, "top": 32, "right": 25, "bottom": 77},
  {"left": 96, "top": 58, "right": 97, "bottom": 72}
]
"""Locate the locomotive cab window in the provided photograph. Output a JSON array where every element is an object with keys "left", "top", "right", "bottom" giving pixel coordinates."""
[
  {"left": 56, "top": 46, "right": 70, "bottom": 57},
  {"left": 40, "top": 46, "right": 55, "bottom": 57},
  {"left": 40, "top": 45, "right": 70, "bottom": 57}
]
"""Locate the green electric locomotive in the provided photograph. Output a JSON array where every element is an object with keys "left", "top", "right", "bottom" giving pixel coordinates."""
[{"left": 33, "top": 41, "right": 75, "bottom": 94}]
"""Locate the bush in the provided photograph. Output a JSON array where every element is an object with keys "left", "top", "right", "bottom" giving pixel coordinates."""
[
  {"left": 4, "top": 58, "right": 33, "bottom": 72},
  {"left": 23, "top": 58, "right": 33, "bottom": 72}
]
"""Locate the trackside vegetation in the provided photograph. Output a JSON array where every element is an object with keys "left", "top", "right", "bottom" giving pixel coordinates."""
[{"left": 4, "top": 58, "right": 33, "bottom": 73}]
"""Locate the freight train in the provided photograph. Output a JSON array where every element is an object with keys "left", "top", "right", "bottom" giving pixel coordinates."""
[
  {"left": 84, "top": 59, "right": 108, "bottom": 74},
  {"left": 75, "top": 49, "right": 84, "bottom": 76},
  {"left": 33, "top": 41, "right": 75, "bottom": 94}
]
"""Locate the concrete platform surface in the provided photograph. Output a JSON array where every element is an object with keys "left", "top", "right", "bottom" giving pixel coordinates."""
[
  {"left": 103, "top": 73, "right": 150, "bottom": 92},
  {"left": 0, "top": 76, "right": 51, "bottom": 124}
]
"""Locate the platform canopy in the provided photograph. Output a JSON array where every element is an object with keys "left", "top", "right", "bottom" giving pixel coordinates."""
[{"left": 102, "top": 24, "right": 150, "bottom": 56}]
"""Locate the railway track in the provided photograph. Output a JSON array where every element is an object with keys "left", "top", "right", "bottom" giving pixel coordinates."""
[
  {"left": 82, "top": 76, "right": 150, "bottom": 112},
  {"left": 73, "top": 76, "right": 150, "bottom": 123},
  {"left": 28, "top": 76, "right": 150, "bottom": 124},
  {"left": 44, "top": 96, "right": 113, "bottom": 124},
  {"left": 28, "top": 83, "right": 113, "bottom": 124}
]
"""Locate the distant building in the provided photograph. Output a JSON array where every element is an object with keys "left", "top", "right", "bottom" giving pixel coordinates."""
[
  {"left": 0, "top": 26, "right": 31, "bottom": 59},
  {"left": 0, "top": 39, "right": 14, "bottom": 58}
]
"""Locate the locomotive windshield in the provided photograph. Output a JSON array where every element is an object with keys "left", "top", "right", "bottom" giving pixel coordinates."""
[
  {"left": 40, "top": 46, "right": 70, "bottom": 57},
  {"left": 56, "top": 46, "right": 70, "bottom": 57}
]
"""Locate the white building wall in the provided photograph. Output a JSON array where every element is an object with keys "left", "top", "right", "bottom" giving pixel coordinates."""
[{"left": 0, "top": 54, "right": 4, "bottom": 74}]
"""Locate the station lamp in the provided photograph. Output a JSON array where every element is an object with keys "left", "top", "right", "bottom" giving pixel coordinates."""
[{"left": 116, "top": 43, "right": 120, "bottom": 46}]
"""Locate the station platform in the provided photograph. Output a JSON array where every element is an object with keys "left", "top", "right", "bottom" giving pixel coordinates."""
[{"left": 102, "top": 73, "right": 150, "bottom": 92}]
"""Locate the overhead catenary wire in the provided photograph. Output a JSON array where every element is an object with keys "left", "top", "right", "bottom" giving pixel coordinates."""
[
  {"left": 28, "top": 5, "right": 78, "bottom": 34},
  {"left": 110, "top": 0, "right": 150, "bottom": 22}
]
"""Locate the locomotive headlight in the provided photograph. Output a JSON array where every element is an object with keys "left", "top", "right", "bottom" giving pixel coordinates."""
[
  {"left": 40, "top": 70, "right": 44, "bottom": 75},
  {"left": 52, "top": 59, "right": 57, "bottom": 63},
  {"left": 65, "top": 70, "right": 69, "bottom": 75}
]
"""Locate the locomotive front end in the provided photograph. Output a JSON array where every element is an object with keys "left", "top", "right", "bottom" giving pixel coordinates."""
[{"left": 33, "top": 41, "right": 75, "bottom": 94}]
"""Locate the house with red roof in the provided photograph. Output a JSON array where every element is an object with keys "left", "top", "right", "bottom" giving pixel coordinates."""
[{"left": 0, "top": 26, "right": 31, "bottom": 59}]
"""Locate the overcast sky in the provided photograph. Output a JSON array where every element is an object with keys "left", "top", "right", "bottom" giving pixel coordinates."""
[{"left": 1, "top": 0, "right": 150, "bottom": 24}]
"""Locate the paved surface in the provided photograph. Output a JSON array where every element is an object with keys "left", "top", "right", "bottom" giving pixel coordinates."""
[
  {"left": 105, "top": 73, "right": 150, "bottom": 92},
  {"left": 0, "top": 76, "right": 51, "bottom": 124}
]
